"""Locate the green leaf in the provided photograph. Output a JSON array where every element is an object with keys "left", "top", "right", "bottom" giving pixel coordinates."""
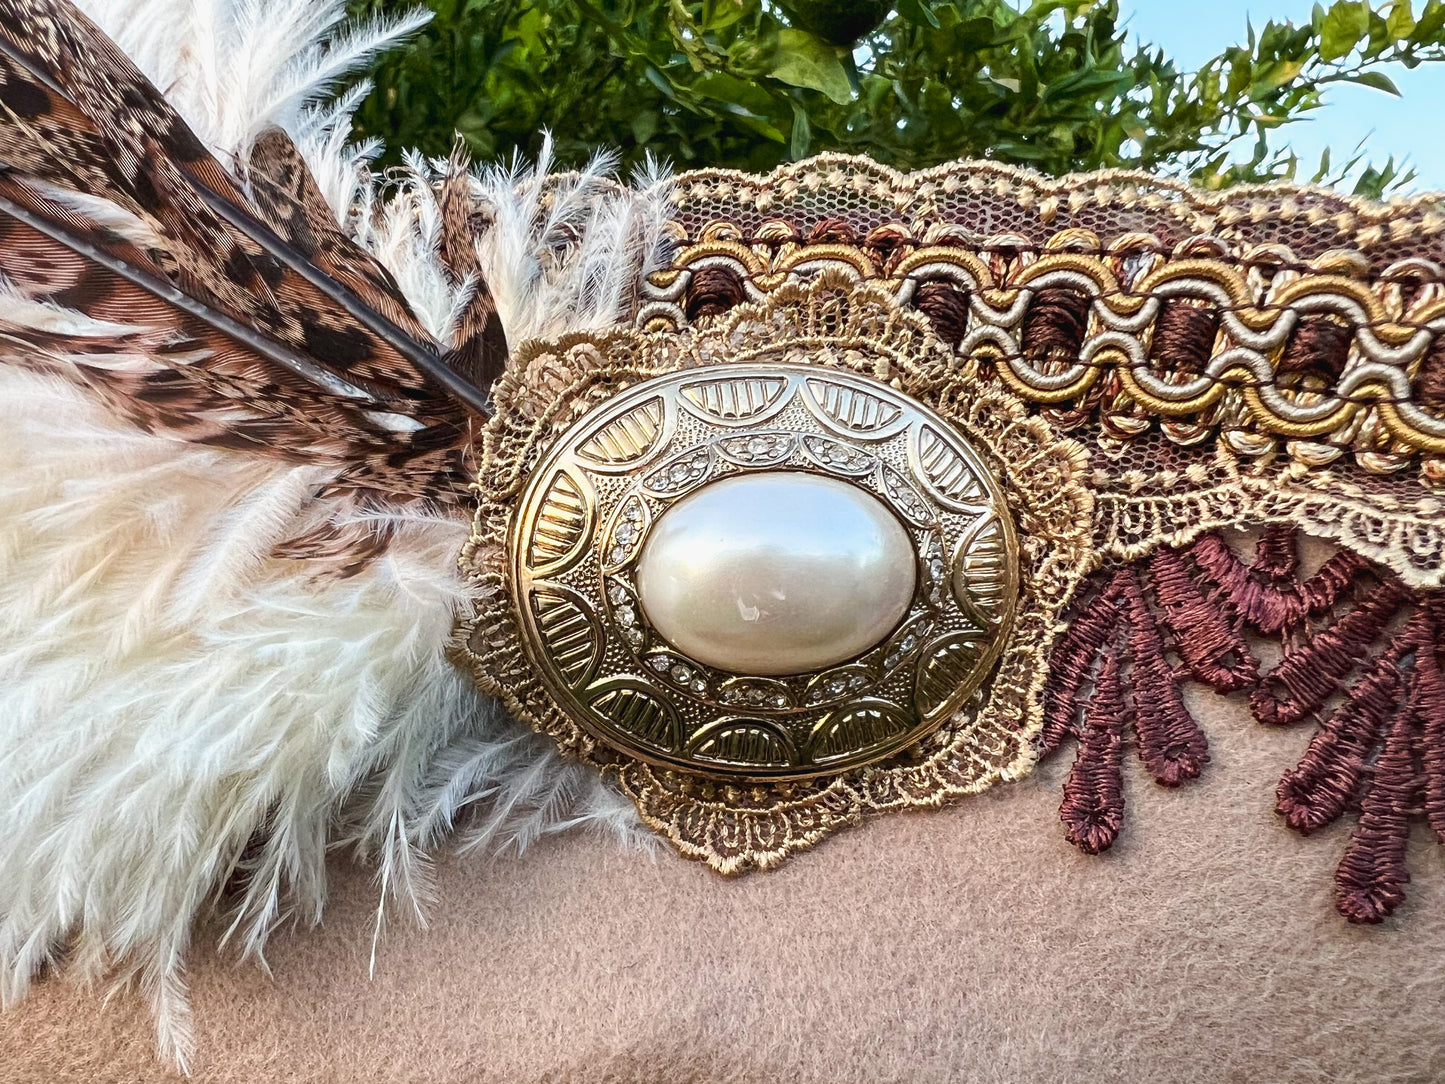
[
  {"left": 768, "top": 29, "right": 853, "bottom": 103},
  {"left": 789, "top": 100, "right": 812, "bottom": 158},
  {"left": 895, "top": 0, "right": 941, "bottom": 30},
  {"left": 1250, "top": 58, "right": 1306, "bottom": 95},
  {"left": 1413, "top": 0, "right": 1445, "bottom": 42},
  {"left": 693, "top": 72, "right": 788, "bottom": 140},
  {"left": 1349, "top": 69, "right": 1402, "bottom": 94},
  {"left": 700, "top": 0, "right": 749, "bottom": 31},
  {"left": 644, "top": 65, "right": 679, "bottom": 100},
  {"left": 1320, "top": 0, "right": 1370, "bottom": 61},
  {"left": 695, "top": 71, "right": 778, "bottom": 114},
  {"left": 631, "top": 109, "right": 660, "bottom": 143}
]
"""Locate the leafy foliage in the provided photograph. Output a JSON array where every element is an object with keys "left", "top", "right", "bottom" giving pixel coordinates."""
[{"left": 345, "top": 0, "right": 1445, "bottom": 193}]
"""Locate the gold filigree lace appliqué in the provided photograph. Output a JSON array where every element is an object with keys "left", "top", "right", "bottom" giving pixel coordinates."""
[{"left": 459, "top": 275, "right": 1094, "bottom": 872}]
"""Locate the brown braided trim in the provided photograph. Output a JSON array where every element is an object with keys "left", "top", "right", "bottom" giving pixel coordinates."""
[{"left": 455, "top": 274, "right": 1096, "bottom": 873}]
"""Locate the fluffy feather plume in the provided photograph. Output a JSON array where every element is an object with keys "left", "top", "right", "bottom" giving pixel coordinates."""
[
  {"left": 0, "top": 0, "right": 667, "bottom": 1069},
  {"left": 73, "top": 0, "right": 431, "bottom": 162},
  {"left": 470, "top": 144, "right": 676, "bottom": 344},
  {"left": 349, "top": 142, "right": 675, "bottom": 364}
]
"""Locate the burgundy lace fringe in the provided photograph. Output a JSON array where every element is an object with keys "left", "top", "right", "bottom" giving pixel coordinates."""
[
  {"left": 1060, "top": 652, "right": 1128, "bottom": 855},
  {"left": 1044, "top": 527, "right": 1445, "bottom": 923}
]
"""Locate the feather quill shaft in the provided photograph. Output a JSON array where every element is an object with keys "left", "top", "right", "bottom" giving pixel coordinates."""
[
  {"left": 192, "top": 182, "right": 495, "bottom": 414},
  {"left": 0, "top": 183, "right": 382, "bottom": 403}
]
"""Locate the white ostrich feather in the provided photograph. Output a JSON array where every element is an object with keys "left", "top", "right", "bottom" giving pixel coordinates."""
[
  {"left": 471, "top": 143, "right": 676, "bottom": 342},
  {"left": 0, "top": 0, "right": 669, "bottom": 1070},
  {"left": 347, "top": 143, "right": 677, "bottom": 346},
  {"left": 72, "top": 0, "right": 430, "bottom": 161}
]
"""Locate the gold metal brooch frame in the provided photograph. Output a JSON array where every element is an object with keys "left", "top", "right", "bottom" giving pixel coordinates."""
[{"left": 506, "top": 364, "right": 1020, "bottom": 781}]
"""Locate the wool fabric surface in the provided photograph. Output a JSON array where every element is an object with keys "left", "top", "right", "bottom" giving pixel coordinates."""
[{"left": 2, "top": 694, "right": 1442, "bottom": 1084}]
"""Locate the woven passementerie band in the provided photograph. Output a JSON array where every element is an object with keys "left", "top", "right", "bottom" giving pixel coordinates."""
[{"left": 644, "top": 220, "right": 1445, "bottom": 473}]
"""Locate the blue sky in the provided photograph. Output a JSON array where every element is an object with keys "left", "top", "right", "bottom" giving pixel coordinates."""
[{"left": 1120, "top": 1, "right": 1445, "bottom": 191}]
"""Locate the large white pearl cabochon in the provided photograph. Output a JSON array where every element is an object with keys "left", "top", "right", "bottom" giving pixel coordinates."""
[{"left": 634, "top": 472, "right": 918, "bottom": 676}]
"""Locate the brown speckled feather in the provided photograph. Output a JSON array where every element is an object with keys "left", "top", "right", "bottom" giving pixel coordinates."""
[
  {"left": 0, "top": 0, "right": 465, "bottom": 397},
  {"left": 0, "top": 0, "right": 503, "bottom": 509},
  {"left": 434, "top": 151, "right": 509, "bottom": 390},
  {"left": 0, "top": 51, "right": 140, "bottom": 214},
  {"left": 244, "top": 128, "right": 431, "bottom": 341},
  {"left": 0, "top": 172, "right": 471, "bottom": 505}
]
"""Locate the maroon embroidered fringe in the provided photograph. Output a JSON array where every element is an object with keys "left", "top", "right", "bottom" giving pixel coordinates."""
[{"left": 1043, "top": 526, "right": 1445, "bottom": 923}]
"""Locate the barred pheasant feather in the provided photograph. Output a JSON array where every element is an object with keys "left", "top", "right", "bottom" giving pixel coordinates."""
[{"left": 2, "top": 0, "right": 1444, "bottom": 1072}]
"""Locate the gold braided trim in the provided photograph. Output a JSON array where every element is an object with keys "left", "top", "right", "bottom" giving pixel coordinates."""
[
  {"left": 642, "top": 224, "right": 1445, "bottom": 476},
  {"left": 457, "top": 275, "right": 1095, "bottom": 872},
  {"left": 644, "top": 156, "right": 1445, "bottom": 486}
]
